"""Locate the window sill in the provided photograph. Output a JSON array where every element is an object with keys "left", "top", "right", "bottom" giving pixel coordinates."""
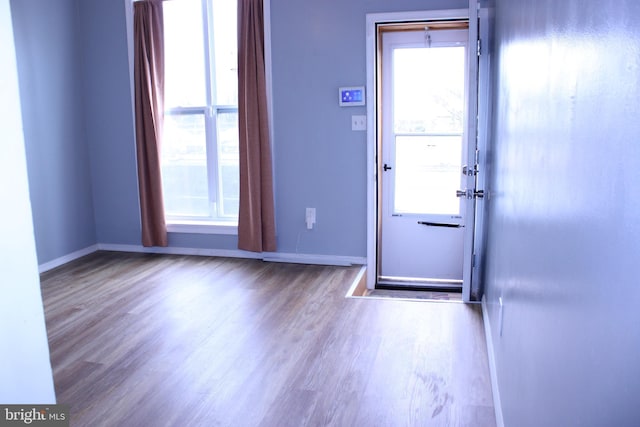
[{"left": 166, "top": 220, "right": 238, "bottom": 235}]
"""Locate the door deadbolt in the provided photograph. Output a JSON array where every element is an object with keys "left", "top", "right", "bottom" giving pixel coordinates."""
[{"left": 462, "top": 164, "right": 479, "bottom": 176}]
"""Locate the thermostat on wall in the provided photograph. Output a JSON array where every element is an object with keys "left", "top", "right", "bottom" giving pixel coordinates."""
[{"left": 339, "top": 86, "right": 365, "bottom": 106}]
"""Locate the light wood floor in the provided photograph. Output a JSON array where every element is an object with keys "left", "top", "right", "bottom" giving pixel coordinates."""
[{"left": 40, "top": 251, "right": 495, "bottom": 427}]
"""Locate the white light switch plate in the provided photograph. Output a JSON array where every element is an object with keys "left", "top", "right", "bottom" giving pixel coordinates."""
[{"left": 351, "top": 115, "right": 366, "bottom": 131}]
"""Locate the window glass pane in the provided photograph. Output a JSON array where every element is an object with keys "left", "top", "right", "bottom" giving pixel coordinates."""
[
  {"left": 163, "top": 0, "right": 207, "bottom": 107},
  {"left": 211, "top": 0, "right": 238, "bottom": 106},
  {"left": 393, "top": 46, "right": 465, "bottom": 134},
  {"left": 394, "top": 135, "right": 462, "bottom": 215},
  {"left": 160, "top": 0, "right": 240, "bottom": 223},
  {"left": 216, "top": 111, "right": 239, "bottom": 217},
  {"left": 161, "top": 114, "right": 210, "bottom": 217}
]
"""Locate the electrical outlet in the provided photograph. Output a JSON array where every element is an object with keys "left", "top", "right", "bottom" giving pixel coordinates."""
[{"left": 305, "top": 208, "right": 316, "bottom": 230}]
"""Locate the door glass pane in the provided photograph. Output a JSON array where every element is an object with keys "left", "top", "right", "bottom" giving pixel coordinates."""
[
  {"left": 161, "top": 114, "right": 210, "bottom": 217},
  {"left": 394, "top": 135, "right": 461, "bottom": 215},
  {"left": 163, "top": 0, "right": 207, "bottom": 107},
  {"left": 393, "top": 46, "right": 465, "bottom": 133},
  {"left": 392, "top": 44, "right": 465, "bottom": 216},
  {"left": 216, "top": 111, "right": 239, "bottom": 217}
]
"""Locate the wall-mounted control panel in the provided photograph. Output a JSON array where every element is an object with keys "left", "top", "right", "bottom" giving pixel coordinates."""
[{"left": 339, "top": 86, "right": 365, "bottom": 106}]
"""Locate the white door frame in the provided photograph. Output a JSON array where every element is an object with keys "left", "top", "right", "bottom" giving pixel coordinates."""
[{"left": 366, "top": 6, "right": 478, "bottom": 300}]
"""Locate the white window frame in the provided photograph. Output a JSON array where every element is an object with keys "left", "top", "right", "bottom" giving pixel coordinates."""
[{"left": 163, "top": 0, "right": 239, "bottom": 232}]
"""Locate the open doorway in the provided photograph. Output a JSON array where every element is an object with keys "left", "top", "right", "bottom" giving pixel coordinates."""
[
  {"left": 378, "top": 23, "right": 469, "bottom": 290},
  {"left": 366, "top": 5, "right": 486, "bottom": 302}
]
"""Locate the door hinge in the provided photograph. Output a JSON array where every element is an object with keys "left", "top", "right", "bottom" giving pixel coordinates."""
[{"left": 477, "top": 39, "right": 482, "bottom": 56}]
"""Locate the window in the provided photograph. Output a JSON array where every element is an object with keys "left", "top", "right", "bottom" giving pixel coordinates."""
[{"left": 161, "top": 0, "right": 238, "bottom": 224}]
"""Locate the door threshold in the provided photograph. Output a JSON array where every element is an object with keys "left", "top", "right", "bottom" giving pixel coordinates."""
[
  {"left": 376, "top": 282, "right": 462, "bottom": 293},
  {"left": 345, "top": 268, "right": 461, "bottom": 302},
  {"left": 366, "top": 287, "right": 462, "bottom": 302},
  {"left": 377, "top": 276, "right": 462, "bottom": 292}
]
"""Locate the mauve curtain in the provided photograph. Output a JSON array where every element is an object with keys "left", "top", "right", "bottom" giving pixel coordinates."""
[
  {"left": 134, "top": 1, "right": 167, "bottom": 247},
  {"left": 237, "top": 0, "right": 276, "bottom": 252}
]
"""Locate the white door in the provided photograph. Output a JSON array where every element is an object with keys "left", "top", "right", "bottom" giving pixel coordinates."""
[{"left": 378, "top": 26, "right": 473, "bottom": 288}]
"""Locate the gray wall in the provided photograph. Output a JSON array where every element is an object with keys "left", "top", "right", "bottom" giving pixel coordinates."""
[
  {"left": 269, "top": 0, "right": 466, "bottom": 256},
  {"left": 11, "top": 0, "right": 97, "bottom": 264},
  {"left": 483, "top": 0, "right": 640, "bottom": 425},
  {"left": 0, "top": 0, "right": 55, "bottom": 402},
  {"left": 78, "top": 0, "right": 141, "bottom": 247},
  {"left": 12, "top": 0, "right": 468, "bottom": 263}
]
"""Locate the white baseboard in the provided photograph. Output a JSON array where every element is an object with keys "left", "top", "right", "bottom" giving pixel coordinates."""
[
  {"left": 482, "top": 296, "right": 505, "bottom": 427},
  {"left": 97, "top": 244, "right": 366, "bottom": 266},
  {"left": 97, "top": 243, "right": 263, "bottom": 260},
  {"left": 38, "top": 244, "right": 99, "bottom": 273},
  {"left": 39, "top": 243, "right": 366, "bottom": 273},
  {"left": 262, "top": 252, "right": 365, "bottom": 266}
]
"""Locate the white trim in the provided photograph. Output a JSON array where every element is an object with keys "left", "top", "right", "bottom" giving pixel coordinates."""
[
  {"left": 166, "top": 222, "right": 238, "bottom": 235},
  {"left": 97, "top": 243, "right": 263, "bottom": 259},
  {"left": 38, "top": 245, "right": 99, "bottom": 273},
  {"left": 345, "top": 265, "right": 368, "bottom": 297},
  {"left": 366, "top": 8, "right": 470, "bottom": 290},
  {"left": 264, "top": 0, "right": 274, "bottom": 149},
  {"left": 263, "top": 0, "right": 278, "bottom": 233},
  {"left": 365, "top": 14, "right": 378, "bottom": 290},
  {"left": 367, "top": 9, "right": 469, "bottom": 24},
  {"left": 482, "top": 296, "right": 505, "bottom": 427},
  {"left": 262, "top": 253, "right": 365, "bottom": 267},
  {"left": 124, "top": 0, "right": 138, "bottom": 191},
  {"left": 124, "top": 0, "right": 135, "bottom": 129},
  {"left": 97, "top": 244, "right": 366, "bottom": 266},
  {"left": 38, "top": 244, "right": 366, "bottom": 273}
]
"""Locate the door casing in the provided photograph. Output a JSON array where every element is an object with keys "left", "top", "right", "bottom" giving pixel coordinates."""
[{"left": 366, "top": 5, "right": 482, "bottom": 302}]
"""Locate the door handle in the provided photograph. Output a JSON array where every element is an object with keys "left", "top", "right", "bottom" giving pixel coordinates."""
[
  {"left": 418, "top": 221, "right": 463, "bottom": 228},
  {"left": 383, "top": 163, "right": 392, "bottom": 171}
]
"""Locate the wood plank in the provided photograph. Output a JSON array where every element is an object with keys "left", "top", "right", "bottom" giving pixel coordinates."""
[{"left": 40, "top": 251, "right": 495, "bottom": 426}]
